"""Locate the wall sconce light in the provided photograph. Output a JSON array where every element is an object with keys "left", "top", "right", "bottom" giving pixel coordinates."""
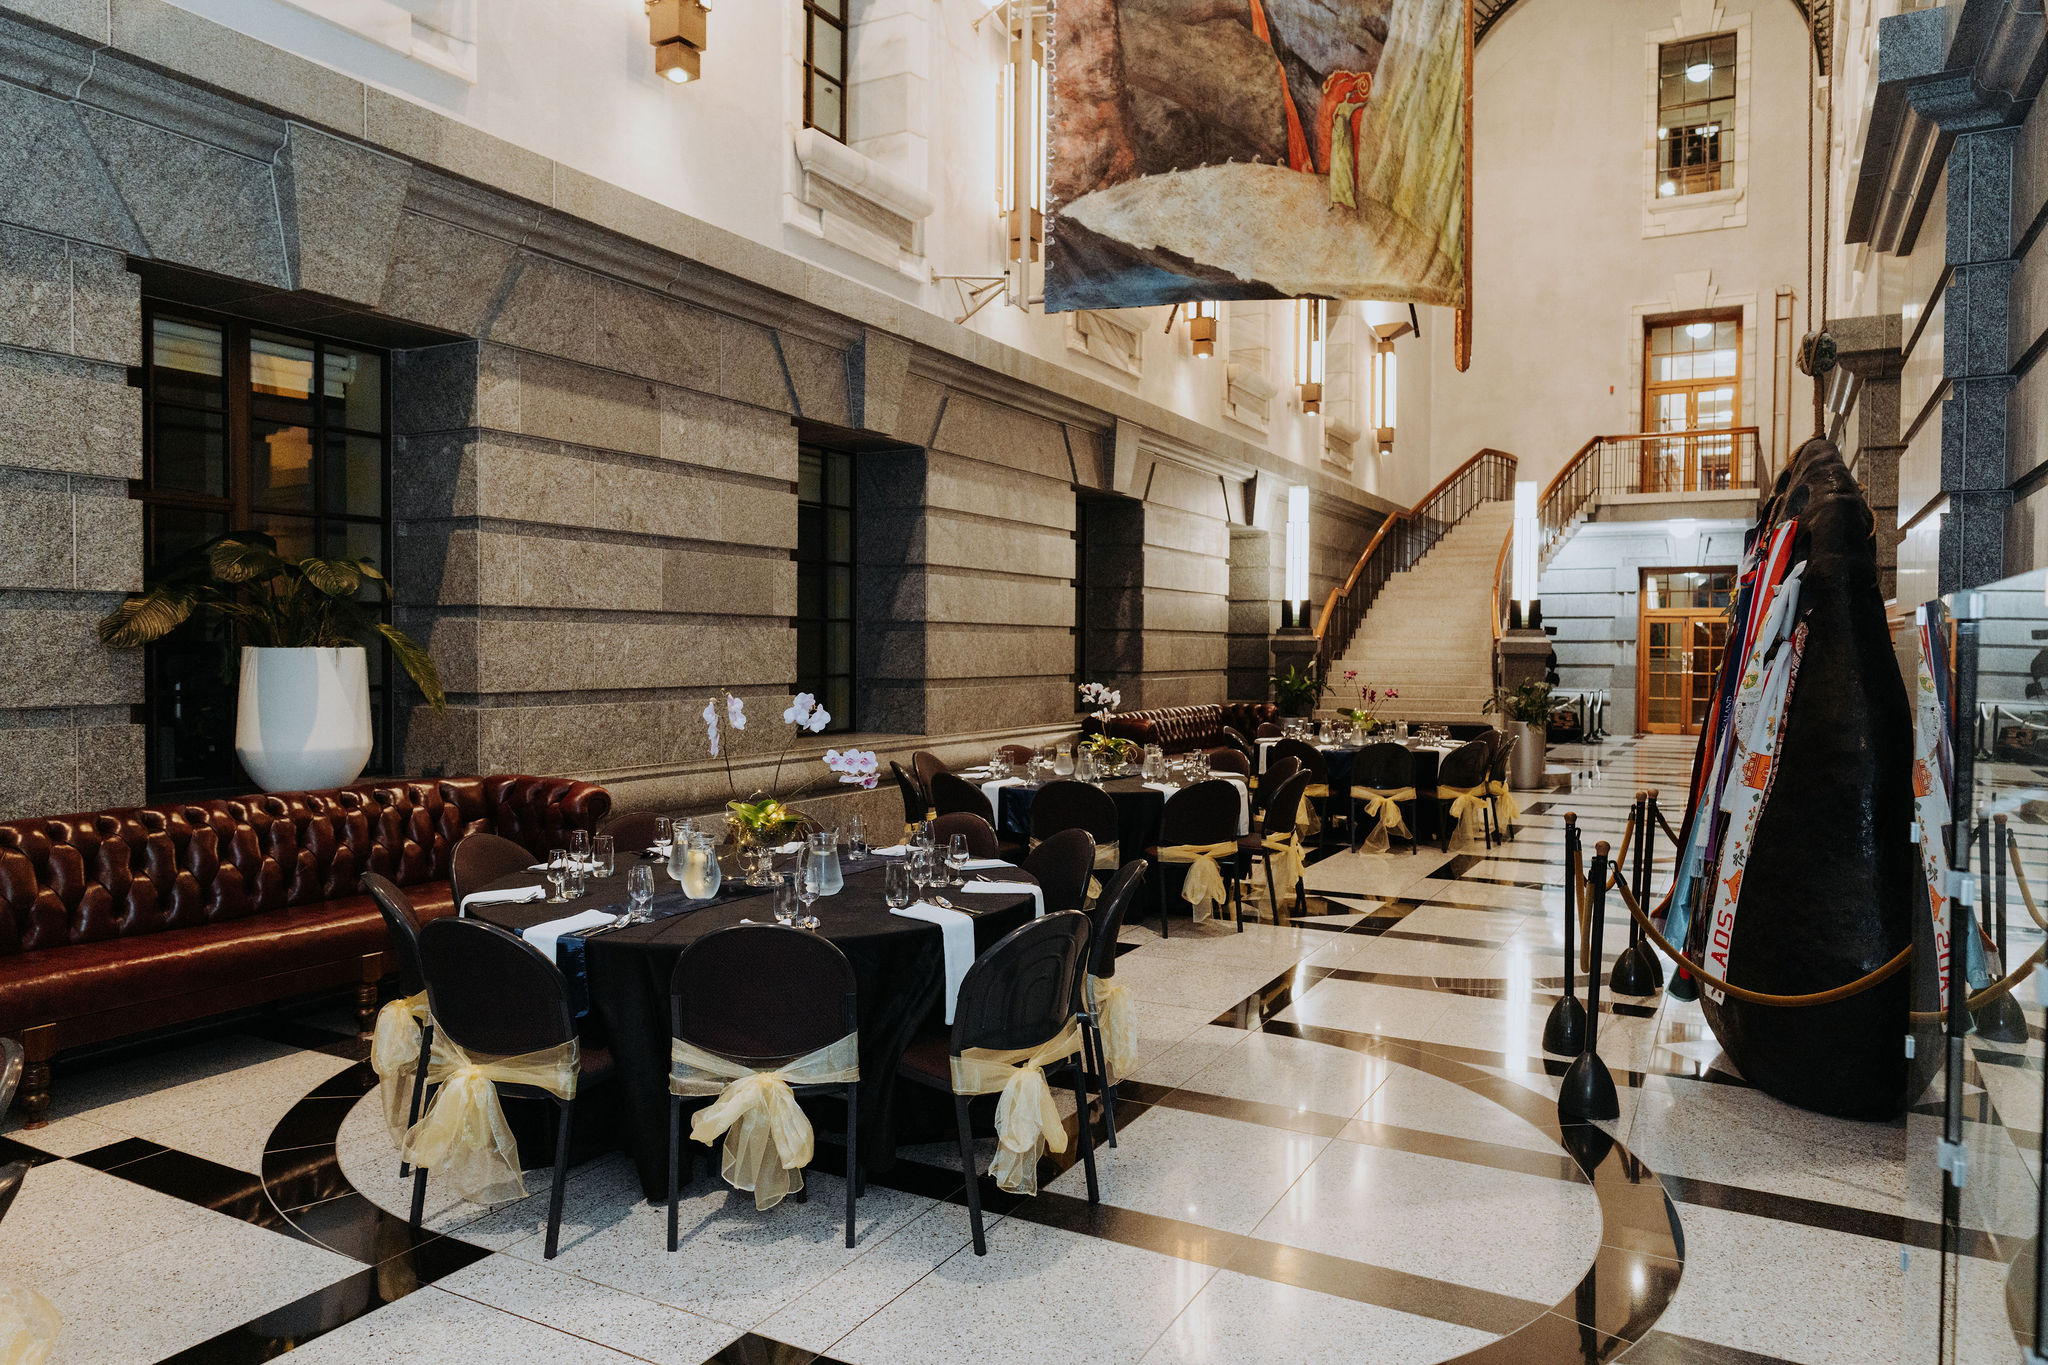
[
  {"left": 1368, "top": 318, "right": 1414, "bottom": 454},
  {"left": 1284, "top": 485, "right": 1310, "bottom": 627},
  {"left": 996, "top": 0, "right": 1047, "bottom": 305},
  {"left": 1512, "top": 479, "right": 1537, "bottom": 621},
  {"left": 647, "top": 0, "right": 708, "bottom": 83},
  {"left": 1293, "top": 298, "right": 1325, "bottom": 414},
  {"left": 1188, "top": 299, "right": 1217, "bottom": 358}
]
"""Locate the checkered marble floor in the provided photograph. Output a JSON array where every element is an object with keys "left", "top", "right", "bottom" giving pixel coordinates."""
[{"left": 1, "top": 736, "right": 2033, "bottom": 1364}]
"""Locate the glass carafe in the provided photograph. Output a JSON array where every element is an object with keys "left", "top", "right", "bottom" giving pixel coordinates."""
[
  {"left": 1054, "top": 742, "right": 1075, "bottom": 776},
  {"left": 681, "top": 831, "right": 722, "bottom": 899},
  {"left": 807, "top": 829, "right": 844, "bottom": 897}
]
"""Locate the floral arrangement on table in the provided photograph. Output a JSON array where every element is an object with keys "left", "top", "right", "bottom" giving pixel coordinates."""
[
  {"left": 1078, "top": 680, "right": 1122, "bottom": 722},
  {"left": 701, "top": 691, "right": 878, "bottom": 848},
  {"left": 1338, "top": 670, "right": 1399, "bottom": 734},
  {"left": 1081, "top": 732, "right": 1140, "bottom": 765}
]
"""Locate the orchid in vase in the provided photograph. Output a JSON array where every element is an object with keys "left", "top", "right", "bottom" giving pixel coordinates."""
[
  {"left": 702, "top": 691, "right": 878, "bottom": 854},
  {"left": 1339, "top": 670, "right": 1398, "bottom": 735},
  {"left": 1077, "top": 680, "right": 1138, "bottom": 765}
]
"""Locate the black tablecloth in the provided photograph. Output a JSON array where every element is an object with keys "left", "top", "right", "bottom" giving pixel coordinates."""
[
  {"left": 993, "top": 774, "right": 1166, "bottom": 855},
  {"left": 1255, "top": 742, "right": 1453, "bottom": 843},
  {"left": 470, "top": 854, "right": 1037, "bottom": 1199}
]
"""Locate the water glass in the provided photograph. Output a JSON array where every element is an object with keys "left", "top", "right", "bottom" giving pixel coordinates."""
[
  {"left": 796, "top": 851, "right": 822, "bottom": 929},
  {"left": 847, "top": 814, "right": 868, "bottom": 860},
  {"left": 667, "top": 836, "right": 689, "bottom": 891},
  {"left": 568, "top": 828, "right": 591, "bottom": 871},
  {"left": 884, "top": 860, "right": 912, "bottom": 909},
  {"left": 774, "top": 871, "right": 800, "bottom": 926},
  {"left": 947, "top": 833, "right": 970, "bottom": 886},
  {"left": 546, "top": 848, "right": 571, "bottom": 902},
  {"left": 626, "top": 865, "right": 655, "bottom": 922},
  {"left": 592, "top": 834, "right": 615, "bottom": 877},
  {"left": 653, "top": 816, "right": 673, "bottom": 853}
]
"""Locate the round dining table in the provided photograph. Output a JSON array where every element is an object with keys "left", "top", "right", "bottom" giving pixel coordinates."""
[
  {"left": 468, "top": 851, "right": 1041, "bottom": 1200},
  {"left": 1256, "top": 738, "right": 1465, "bottom": 844}
]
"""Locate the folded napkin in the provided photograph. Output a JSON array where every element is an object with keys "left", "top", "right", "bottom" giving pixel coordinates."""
[
  {"left": 961, "top": 857, "right": 1013, "bottom": 870},
  {"left": 980, "top": 776, "right": 1024, "bottom": 813},
  {"left": 520, "top": 908, "right": 614, "bottom": 962},
  {"left": 961, "top": 879, "right": 1045, "bottom": 917},
  {"left": 460, "top": 885, "right": 545, "bottom": 915},
  {"left": 874, "top": 844, "right": 911, "bottom": 857},
  {"left": 890, "top": 902, "right": 975, "bottom": 1022},
  {"left": 1143, "top": 782, "right": 1177, "bottom": 795},
  {"left": 1221, "top": 776, "right": 1252, "bottom": 835}
]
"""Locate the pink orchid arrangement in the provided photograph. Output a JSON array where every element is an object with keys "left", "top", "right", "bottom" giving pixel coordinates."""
[{"left": 1343, "top": 682, "right": 1399, "bottom": 734}]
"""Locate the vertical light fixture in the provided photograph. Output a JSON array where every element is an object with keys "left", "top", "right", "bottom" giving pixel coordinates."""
[
  {"left": 1512, "top": 480, "right": 1538, "bottom": 620},
  {"left": 1285, "top": 484, "right": 1311, "bottom": 626},
  {"left": 1370, "top": 337, "right": 1397, "bottom": 452},
  {"left": 1294, "top": 299, "right": 1325, "bottom": 413},
  {"left": 646, "top": 0, "right": 709, "bottom": 83},
  {"left": 997, "top": 1, "right": 1048, "bottom": 305},
  {"left": 1188, "top": 300, "right": 1218, "bottom": 358}
]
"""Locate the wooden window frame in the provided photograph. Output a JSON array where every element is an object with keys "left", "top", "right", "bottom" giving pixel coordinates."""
[
  {"left": 795, "top": 443, "right": 856, "bottom": 733},
  {"left": 802, "top": 0, "right": 848, "bottom": 144},
  {"left": 1656, "top": 32, "right": 1736, "bottom": 198},
  {"left": 1635, "top": 565, "right": 1736, "bottom": 736}
]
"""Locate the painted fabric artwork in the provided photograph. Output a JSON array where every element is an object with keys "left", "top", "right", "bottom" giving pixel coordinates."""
[{"left": 1045, "top": 0, "right": 1467, "bottom": 311}]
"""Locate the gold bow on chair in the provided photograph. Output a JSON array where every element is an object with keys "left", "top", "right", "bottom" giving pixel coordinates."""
[
  {"left": 1440, "top": 782, "right": 1492, "bottom": 842},
  {"left": 670, "top": 1034, "right": 860, "bottom": 1210},
  {"left": 948, "top": 1018, "right": 1085, "bottom": 1194},
  {"left": 401, "top": 1038, "right": 580, "bottom": 1206},
  {"left": 1260, "top": 830, "right": 1307, "bottom": 894},
  {"left": 1086, "top": 974, "right": 1137, "bottom": 1084},
  {"left": 1350, "top": 786, "right": 1415, "bottom": 853},
  {"left": 0, "top": 1276, "right": 61, "bottom": 1365},
  {"left": 1487, "top": 780, "right": 1523, "bottom": 829},
  {"left": 370, "top": 990, "right": 455, "bottom": 1149},
  {"left": 1158, "top": 841, "right": 1237, "bottom": 921}
]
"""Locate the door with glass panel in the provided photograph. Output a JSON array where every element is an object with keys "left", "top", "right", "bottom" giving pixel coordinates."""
[
  {"left": 1643, "top": 316, "right": 1740, "bottom": 492},
  {"left": 1638, "top": 568, "right": 1734, "bottom": 735}
]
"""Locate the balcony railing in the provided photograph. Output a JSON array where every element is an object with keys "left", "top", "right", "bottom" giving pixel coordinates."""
[{"left": 1540, "top": 426, "right": 1766, "bottom": 564}]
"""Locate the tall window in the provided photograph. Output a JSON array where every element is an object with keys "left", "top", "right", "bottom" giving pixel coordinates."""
[
  {"left": 802, "top": 0, "right": 847, "bottom": 142},
  {"left": 139, "top": 309, "right": 390, "bottom": 795},
  {"left": 1643, "top": 314, "right": 1740, "bottom": 491},
  {"left": 1656, "top": 34, "right": 1735, "bottom": 198},
  {"left": 795, "top": 444, "right": 854, "bottom": 731}
]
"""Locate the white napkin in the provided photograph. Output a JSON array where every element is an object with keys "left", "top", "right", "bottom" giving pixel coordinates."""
[
  {"left": 647, "top": 841, "right": 672, "bottom": 857},
  {"left": 961, "top": 857, "right": 1013, "bottom": 870},
  {"left": 775, "top": 841, "right": 805, "bottom": 854},
  {"left": 459, "top": 885, "right": 545, "bottom": 915},
  {"left": 1222, "top": 776, "right": 1252, "bottom": 835},
  {"left": 891, "top": 902, "right": 976, "bottom": 1022},
  {"left": 1143, "top": 782, "right": 1177, "bottom": 795},
  {"left": 874, "top": 844, "right": 911, "bottom": 857},
  {"left": 980, "top": 776, "right": 1024, "bottom": 812},
  {"left": 960, "top": 880, "right": 1045, "bottom": 917},
  {"left": 521, "top": 909, "right": 614, "bottom": 962}
]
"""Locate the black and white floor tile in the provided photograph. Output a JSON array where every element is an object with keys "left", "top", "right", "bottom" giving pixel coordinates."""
[{"left": 1, "top": 736, "right": 2035, "bottom": 1363}]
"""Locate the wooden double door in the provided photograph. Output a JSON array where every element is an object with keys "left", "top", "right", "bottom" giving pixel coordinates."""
[{"left": 1638, "top": 568, "right": 1734, "bottom": 735}]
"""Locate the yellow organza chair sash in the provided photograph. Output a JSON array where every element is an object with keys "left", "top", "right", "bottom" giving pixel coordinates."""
[
  {"left": 670, "top": 1034, "right": 860, "bottom": 1210},
  {"left": 1158, "top": 841, "right": 1236, "bottom": 920},
  {"left": 1085, "top": 974, "right": 1137, "bottom": 1084},
  {"left": 1350, "top": 786, "right": 1416, "bottom": 853},
  {"left": 0, "top": 1277, "right": 62, "bottom": 1365},
  {"left": 1303, "top": 783, "right": 1330, "bottom": 800},
  {"left": 401, "top": 1037, "right": 579, "bottom": 1206},
  {"left": 948, "top": 1018, "right": 1085, "bottom": 1194},
  {"left": 370, "top": 990, "right": 457, "bottom": 1149},
  {"left": 1441, "top": 782, "right": 1490, "bottom": 840},
  {"left": 1260, "top": 831, "right": 1307, "bottom": 892},
  {"left": 1487, "top": 780, "right": 1523, "bottom": 827}
]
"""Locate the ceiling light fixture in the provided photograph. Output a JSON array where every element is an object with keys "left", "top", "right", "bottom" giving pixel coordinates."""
[
  {"left": 1685, "top": 60, "right": 1712, "bottom": 81},
  {"left": 1658, "top": 181, "right": 1677, "bottom": 197},
  {"left": 1188, "top": 299, "right": 1217, "bottom": 358},
  {"left": 1294, "top": 298, "right": 1326, "bottom": 415},
  {"left": 1686, "top": 321, "right": 1713, "bottom": 339}
]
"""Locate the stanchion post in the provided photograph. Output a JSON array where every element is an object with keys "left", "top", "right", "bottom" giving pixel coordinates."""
[
  {"left": 1996, "top": 813, "right": 2010, "bottom": 967},
  {"left": 2034, "top": 963, "right": 2047, "bottom": 1363},
  {"left": 1543, "top": 812, "right": 1586, "bottom": 1055},
  {"left": 1610, "top": 796, "right": 1654, "bottom": 997},
  {"left": 1977, "top": 817, "right": 2029, "bottom": 1042},
  {"left": 1936, "top": 875, "right": 1970, "bottom": 1194},
  {"left": 1560, "top": 841, "right": 1619, "bottom": 1122},
  {"left": 1640, "top": 789, "right": 1666, "bottom": 989}
]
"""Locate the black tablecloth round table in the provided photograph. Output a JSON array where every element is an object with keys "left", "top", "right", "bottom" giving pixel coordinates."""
[
  {"left": 1255, "top": 741, "right": 1456, "bottom": 843},
  {"left": 991, "top": 772, "right": 1167, "bottom": 855},
  {"left": 469, "top": 854, "right": 1039, "bottom": 1200}
]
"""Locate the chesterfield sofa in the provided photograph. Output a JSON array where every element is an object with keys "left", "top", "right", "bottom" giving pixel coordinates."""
[
  {"left": 0, "top": 773, "right": 608, "bottom": 1123},
  {"left": 1094, "top": 702, "right": 1280, "bottom": 754}
]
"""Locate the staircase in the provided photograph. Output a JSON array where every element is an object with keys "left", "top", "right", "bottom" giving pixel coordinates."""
[{"left": 1328, "top": 501, "right": 1514, "bottom": 724}]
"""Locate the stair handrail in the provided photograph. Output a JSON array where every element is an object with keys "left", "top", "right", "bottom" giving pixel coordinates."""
[
  {"left": 1489, "top": 505, "right": 1515, "bottom": 690},
  {"left": 1313, "top": 448, "right": 1518, "bottom": 682},
  {"left": 1538, "top": 426, "right": 1765, "bottom": 565}
]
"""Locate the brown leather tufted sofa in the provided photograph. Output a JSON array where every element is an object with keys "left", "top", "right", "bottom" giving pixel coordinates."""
[
  {"left": 1097, "top": 703, "right": 1279, "bottom": 754},
  {"left": 0, "top": 773, "right": 609, "bottom": 1122}
]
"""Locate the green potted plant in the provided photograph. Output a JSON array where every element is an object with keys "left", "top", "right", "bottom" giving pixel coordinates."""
[
  {"left": 1270, "top": 662, "right": 1323, "bottom": 719},
  {"left": 98, "top": 533, "right": 444, "bottom": 792},
  {"left": 1483, "top": 680, "right": 1568, "bottom": 790}
]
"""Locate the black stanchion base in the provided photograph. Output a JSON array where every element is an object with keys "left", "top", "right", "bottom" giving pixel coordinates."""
[
  {"left": 1542, "top": 995, "right": 1587, "bottom": 1056},
  {"left": 1973, "top": 990, "right": 2030, "bottom": 1044},
  {"left": 1608, "top": 943, "right": 1656, "bottom": 997},
  {"left": 1558, "top": 1050, "right": 1619, "bottom": 1121},
  {"left": 1640, "top": 942, "right": 1665, "bottom": 989}
]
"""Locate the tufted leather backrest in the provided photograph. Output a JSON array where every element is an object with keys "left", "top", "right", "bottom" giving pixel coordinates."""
[
  {"left": 0, "top": 775, "right": 609, "bottom": 956},
  {"left": 1102, "top": 702, "right": 1278, "bottom": 754}
]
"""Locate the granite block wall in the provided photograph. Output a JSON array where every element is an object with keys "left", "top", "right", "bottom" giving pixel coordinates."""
[{"left": 1137, "top": 462, "right": 1231, "bottom": 709}]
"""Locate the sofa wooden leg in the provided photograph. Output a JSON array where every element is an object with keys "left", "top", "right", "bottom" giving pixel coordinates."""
[
  {"left": 357, "top": 954, "right": 387, "bottom": 1037},
  {"left": 17, "top": 1024, "right": 55, "bottom": 1127}
]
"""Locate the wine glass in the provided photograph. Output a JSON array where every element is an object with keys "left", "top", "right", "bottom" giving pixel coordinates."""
[
  {"left": 797, "top": 846, "right": 822, "bottom": 929},
  {"left": 653, "top": 816, "right": 673, "bottom": 855},
  {"left": 625, "top": 865, "right": 655, "bottom": 923},
  {"left": 568, "top": 828, "right": 592, "bottom": 872},
  {"left": 546, "top": 849, "right": 571, "bottom": 903},
  {"left": 847, "top": 814, "right": 868, "bottom": 860},
  {"left": 946, "top": 833, "right": 970, "bottom": 886}
]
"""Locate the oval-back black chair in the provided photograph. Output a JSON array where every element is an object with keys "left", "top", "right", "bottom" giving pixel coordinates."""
[
  {"left": 1256, "top": 752, "right": 1302, "bottom": 816},
  {"left": 1216, "top": 724, "right": 1255, "bottom": 759},
  {"left": 895, "top": 911, "right": 1098, "bottom": 1254},
  {"left": 1435, "top": 738, "right": 1497, "bottom": 850},
  {"left": 1233, "top": 769, "right": 1314, "bottom": 928},
  {"left": 1147, "top": 779, "right": 1244, "bottom": 937},
  {"left": 931, "top": 811, "right": 1001, "bottom": 860},
  {"left": 412, "top": 917, "right": 610, "bottom": 1258},
  {"left": 1081, "top": 860, "right": 1145, "bottom": 1147},
  {"left": 1203, "top": 747, "right": 1250, "bottom": 777},
  {"left": 668, "top": 925, "right": 860, "bottom": 1249},
  {"left": 891, "top": 761, "right": 929, "bottom": 829},
  {"left": 1021, "top": 828, "right": 1095, "bottom": 914},
  {"left": 1255, "top": 721, "right": 1284, "bottom": 738},
  {"left": 1349, "top": 742, "right": 1420, "bottom": 855},
  {"left": 451, "top": 832, "right": 538, "bottom": 910},
  {"left": 929, "top": 771, "right": 997, "bottom": 825},
  {"left": 1029, "top": 780, "right": 1119, "bottom": 865},
  {"left": 364, "top": 873, "right": 435, "bottom": 1178},
  {"left": 599, "top": 811, "right": 664, "bottom": 853},
  {"left": 1488, "top": 729, "right": 1520, "bottom": 840},
  {"left": 912, "top": 750, "right": 950, "bottom": 793}
]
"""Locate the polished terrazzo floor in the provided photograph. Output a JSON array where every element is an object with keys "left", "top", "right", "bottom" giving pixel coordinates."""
[{"left": 0, "top": 735, "right": 2037, "bottom": 1363}]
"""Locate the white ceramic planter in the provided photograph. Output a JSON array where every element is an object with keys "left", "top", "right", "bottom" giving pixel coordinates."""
[
  {"left": 1510, "top": 720, "right": 1547, "bottom": 790},
  {"left": 235, "top": 646, "right": 374, "bottom": 792}
]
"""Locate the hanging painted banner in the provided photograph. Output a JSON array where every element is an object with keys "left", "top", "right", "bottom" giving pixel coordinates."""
[{"left": 1044, "top": 0, "right": 1469, "bottom": 313}]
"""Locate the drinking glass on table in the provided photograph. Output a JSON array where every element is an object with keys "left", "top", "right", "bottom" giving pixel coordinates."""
[
  {"left": 592, "top": 834, "right": 615, "bottom": 878},
  {"left": 947, "top": 833, "right": 970, "bottom": 886},
  {"left": 653, "top": 816, "right": 673, "bottom": 854},
  {"left": 884, "top": 859, "right": 912, "bottom": 909},
  {"left": 667, "top": 835, "right": 689, "bottom": 892},
  {"left": 546, "top": 849, "right": 572, "bottom": 903},
  {"left": 847, "top": 814, "right": 868, "bottom": 860},
  {"left": 796, "top": 849, "right": 822, "bottom": 930},
  {"left": 625, "top": 865, "right": 655, "bottom": 922},
  {"left": 568, "top": 828, "right": 591, "bottom": 872},
  {"left": 774, "top": 871, "right": 800, "bottom": 926}
]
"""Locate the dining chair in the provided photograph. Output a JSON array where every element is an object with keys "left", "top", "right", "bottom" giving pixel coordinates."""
[
  {"left": 1029, "top": 780, "right": 1120, "bottom": 875},
  {"left": 451, "top": 832, "right": 538, "bottom": 910},
  {"left": 363, "top": 873, "right": 435, "bottom": 1177},
  {"left": 1434, "top": 739, "right": 1497, "bottom": 851},
  {"left": 894, "top": 912, "right": 1099, "bottom": 1254},
  {"left": 1021, "top": 828, "right": 1095, "bottom": 914},
  {"left": 929, "top": 771, "right": 997, "bottom": 824},
  {"left": 1266, "top": 738, "right": 1331, "bottom": 841},
  {"left": 1487, "top": 730, "right": 1520, "bottom": 840},
  {"left": 1349, "top": 742, "right": 1420, "bottom": 854},
  {"left": 1255, "top": 722, "right": 1284, "bottom": 738},
  {"left": 891, "top": 761, "right": 930, "bottom": 829},
  {"left": 930, "top": 812, "right": 1001, "bottom": 859},
  {"left": 598, "top": 811, "right": 664, "bottom": 852},
  {"left": 410, "top": 917, "right": 614, "bottom": 1258},
  {"left": 912, "top": 750, "right": 950, "bottom": 793},
  {"left": 1079, "top": 860, "right": 1145, "bottom": 1148},
  {"left": 1146, "top": 779, "right": 1243, "bottom": 937},
  {"left": 668, "top": 925, "right": 861, "bottom": 1249},
  {"left": 1255, "top": 752, "right": 1301, "bottom": 814},
  {"left": 1203, "top": 747, "right": 1250, "bottom": 777},
  {"left": 0, "top": 1036, "right": 20, "bottom": 1119},
  {"left": 1216, "top": 724, "right": 1255, "bottom": 760},
  {"left": 1235, "top": 770, "right": 1313, "bottom": 927},
  {"left": 997, "top": 744, "right": 1037, "bottom": 764}
]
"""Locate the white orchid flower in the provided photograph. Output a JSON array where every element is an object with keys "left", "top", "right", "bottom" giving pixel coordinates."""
[
  {"left": 727, "top": 694, "right": 747, "bottom": 730},
  {"left": 702, "top": 698, "right": 720, "bottom": 757}
]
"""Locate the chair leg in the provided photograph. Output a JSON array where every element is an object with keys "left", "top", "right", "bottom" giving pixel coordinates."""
[
  {"left": 1084, "top": 1017, "right": 1118, "bottom": 1148},
  {"left": 1349, "top": 794, "right": 1360, "bottom": 853},
  {"left": 543, "top": 1097, "right": 574, "bottom": 1259},
  {"left": 1264, "top": 858, "right": 1278, "bottom": 922},
  {"left": 667, "top": 1095, "right": 682, "bottom": 1253},
  {"left": 954, "top": 1093, "right": 986, "bottom": 1255},
  {"left": 400, "top": 1022, "right": 432, "bottom": 1180},
  {"left": 1065, "top": 1058, "right": 1100, "bottom": 1205},
  {"left": 844, "top": 1082, "right": 859, "bottom": 1249},
  {"left": 408, "top": 1151, "right": 429, "bottom": 1233},
  {"left": 1156, "top": 862, "right": 1170, "bottom": 939}
]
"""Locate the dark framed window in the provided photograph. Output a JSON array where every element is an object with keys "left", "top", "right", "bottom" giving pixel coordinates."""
[
  {"left": 1656, "top": 33, "right": 1735, "bottom": 198},
  {"left": 803, "top": 0, "right": 847, "bottom": 143},
  {"left": 795, "top": 444, "right": 854, "bottom": 732},
  {"left": 139, "top": 307, "right": 391, "bottom": 797}
]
